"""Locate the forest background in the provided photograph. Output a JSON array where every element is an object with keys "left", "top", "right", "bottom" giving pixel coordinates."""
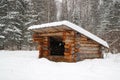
[{"left": 0, "top": 0, "right": 120, "bottom": 53}]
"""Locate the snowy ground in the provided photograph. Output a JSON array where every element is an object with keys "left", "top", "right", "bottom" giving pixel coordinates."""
[{"left": 0, "top": 51, "right": 120, "bottom": 80}]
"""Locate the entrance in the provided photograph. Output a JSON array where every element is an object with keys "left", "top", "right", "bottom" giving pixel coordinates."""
[{"left": 49, "top": 36, "right": 65, "bottom": 56}]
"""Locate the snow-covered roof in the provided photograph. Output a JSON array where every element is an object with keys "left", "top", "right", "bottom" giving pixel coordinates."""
[{"left": 28, "top": 20, "right": 109, "bottom": 48}]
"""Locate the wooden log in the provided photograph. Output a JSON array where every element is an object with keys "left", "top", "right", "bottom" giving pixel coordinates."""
[
  {"left": 38, "top": 45, "right": 43, "bottom": 58},
  {"left": 66, "top": 36, "right": 74, "bottom": 40},
  {"left": 64, "top": 44, "right": 71, "bottom": 48},
  {"left": 79, "top": 53, "right": 102, "bottom": 59},
  {"left": 64, "top": 40, "right": 74, "bottom": 43},
  {"left": 43, "top": 38, "right": 48, "bottom": 42},
  {"left": 65, "top": 31, "right": 75, "bottom": 36},
  {"left": 79, "top": 50, "right": 99, "bottom": 54},
  {"left": 80, "top": 44, "right": 99, "bottom": 47},
  {"left": 64, "top": 52, "right": 71, "bottom": 56},
  {"left": 79, "top": 41, "right": 98, "bottom": 44},
  {"left": 33, "top": 38, "right": 43, "bottom": 40},
  {"left": 63, "top": 32, "right": 66, "bottom": 42},
  {"left": 33, "top": 38, "right": 40, "bottom": 42},
  {"left": 74, "top": 49, "right": 79, "bottom": 52},
  {"left": 65, "top": 48, "right": 70, "bottom": 53},
  {"left": 39, "top": 32, "right": 63, "bottom": 36},
  {"left": 64, "top": 55, "right": 72, "bottom": 60},
  {"left": 42, "top": 41, "right": 48, "bottom": 44},
  {"left": 42, "top": 50, "right": 49, "bottom": 57},
  {"left": 80, "top": 47, "right": 99, "bottom": 51}
]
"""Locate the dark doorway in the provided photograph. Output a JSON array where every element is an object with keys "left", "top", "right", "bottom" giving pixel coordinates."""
[{"left": 49, "top": 37, "right": 65, "bottom": 56}]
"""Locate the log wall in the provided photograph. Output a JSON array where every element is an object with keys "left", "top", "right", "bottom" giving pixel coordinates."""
[
  {"left": 63, "top": 31, "right": 75, "bottom": 62},
  {"left": 33, "top": 30, "right": 103, "bottom": 62},
  {"left": 74, "top": 33, "right": 102, "bottom": 61}
]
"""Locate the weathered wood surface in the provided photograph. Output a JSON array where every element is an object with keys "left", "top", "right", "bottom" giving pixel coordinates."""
[
  {"left": 80, "top": 44, "right": 99, "bottom": 47},
  {"left": 73, "top": 33, "right": 102, "bottom": 61},
  {"left": 33, "top": 30, "right": 103, "bottom": 62},
  {"left": 80, "top": 47, "right": 100, "bottom": 51},
  {"left": 63, "top": 31, "right": 75, "bottom": 62}
]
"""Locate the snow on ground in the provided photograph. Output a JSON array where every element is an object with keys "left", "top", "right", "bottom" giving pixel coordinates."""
[{"left": 0, "top": 51, "right": 120, "bottom": 80}]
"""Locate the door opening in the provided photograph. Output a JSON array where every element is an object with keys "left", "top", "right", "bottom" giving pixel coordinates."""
[{"left": 49, "top": 36, "right": 65, "bottom": 56}]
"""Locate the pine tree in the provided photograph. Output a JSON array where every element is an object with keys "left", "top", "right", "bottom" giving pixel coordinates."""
[
  {"left": 0, "top": 0, "right": 8, "bottom": 49},
  {"left": 2, "top": 0, "right": 30, "bottom": 50}
]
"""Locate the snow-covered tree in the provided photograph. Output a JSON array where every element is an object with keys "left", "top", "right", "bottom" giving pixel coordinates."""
[
  {"left": 1, "top": 0, "right": 30, "bottom": 50},
  {"left": 0, "top": 0, "right": 8, "bottom": 49}
]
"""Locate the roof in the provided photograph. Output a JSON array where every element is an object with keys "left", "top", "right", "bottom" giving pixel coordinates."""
[{"left": 28, "top": 20, "right": 109, "bottom": 48}]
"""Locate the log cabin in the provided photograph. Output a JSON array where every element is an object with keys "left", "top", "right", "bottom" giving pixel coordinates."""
[{"left": 28, "top": 20, "right": 109, "bottom": 62}]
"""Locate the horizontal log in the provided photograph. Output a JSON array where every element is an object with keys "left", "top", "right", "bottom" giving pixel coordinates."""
[
  {"left": 80, "top": 53, "right": 101, "bottom": 56},
  {"left": 79, "top": 50, "right": 99, "bottom": 54},
  {"left": 66, "top": 37, "right": 74, "bottom": 40},
  {"left": 39, "top": 32, "right": 63, "bottom": 36},
  {"left": 64, "top": 40, "right": 74, "bottom": 43},
  {"left": 79, "top": 53, "right": 101, "bottom": 58},
  {"left": 33, "top": 36, "right": 41, "bottom": 39},
  {"left": 42, "top": 44, "right": 48, "bottom": 47},
  {"left": 43, "top": 38, "right": 49, "bottom": 41},
  {"left": 43, "top": 40, "right": 48, "bottom": 42},
  {"left": 74, "top": 49, "right": 79, "bottom": 52},
  {"left": 65, "top": 48, "right": 71, "bottom": 53},
  {"left": 42, "top": 51, "right": 49, "bottom": 56},
  {"left": 43, "top": 41, "right": 48, "bottom": 43},
  {"left": 33, "top": 33, "right": 40, "bottom": 38},
  {"left": 33, "top": 37, "right": 43, "bottom": 40},
  {"left": 33, "top": 39, "right": 39, "bottom": 42},
  {"left": 80, "top": 44, "right": 99, "bottom": 47},
  {"left": 65, "top": 31, "right": 75, "bottom": 35},
  {"left": 64, "top": 52, "right": 71, "bottom": 56},
  {"left": 45, "top": 27, "right": 58, "bottom": 32},
  {"left": 80, "top": 49, "right": 99, "bottom": 51},
  {"left": 42, "top": 47, "right": 48, "bottom": 50},
  {"left": 75, "top": 38, "right": 86, "bottom": 41},
  {"left": 64, "top": 55, "right": 72, "bottom": 60},
  {"left": 79, "top": 41, "right": 98, "bottom": 44},
  {"left": 65, "top": 44, "right": 71, "bottom": 48},
  {"left": 80, "top": 47, "right": 99, "bottom": 51}
]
